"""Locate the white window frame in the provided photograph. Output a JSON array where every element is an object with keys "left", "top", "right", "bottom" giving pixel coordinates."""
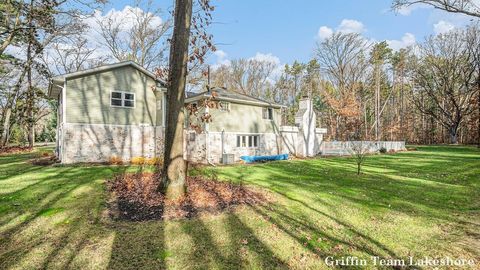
[
  {"left": 262, "top": 107, "right": 274, "bottom": 120},
  {"left": 219, "top": 101, "right": 230, "bottom": 112},
  {"left": 110, "top": 91, "right": 135, "bottom": 108},
  {"left": 236, "top": 134, "right": 259, "bottom": 148}
]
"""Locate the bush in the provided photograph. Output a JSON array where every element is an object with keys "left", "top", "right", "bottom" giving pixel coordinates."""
[
  {"left": 145, "top": 157, "right": 163, "bottom": 166},
  {"left": 379, "top": 147, "right": 387, "bottom": 154},
  {"left": 31, "top": 156, "right": 57, "bottom": 166},
  {"left": 40, "top": 151, "right": 52, "bottom": 157},
  {"left": 109, "top": 156, "right": 123, "bottom": 165},
  {"left": 131, "top": 157, "right": 163, "bottom": 166},
  {"left": 131, "top": 157, "right": 146, "bottom": 165},
  {"left": 109, "top": 156, "right": 163, "bottom": 166}
]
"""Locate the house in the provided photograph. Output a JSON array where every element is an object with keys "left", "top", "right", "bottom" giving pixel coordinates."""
[
  {"left": 47, "top": 61, "right": 327, "bottom": 164},
  {"left": 184, "top": 87, "right": 284, "bottom": 164}
]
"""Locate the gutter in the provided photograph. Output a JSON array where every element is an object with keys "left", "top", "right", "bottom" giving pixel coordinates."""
[{"left": 185, "top": 94, "right": 284, "bottom": 109}]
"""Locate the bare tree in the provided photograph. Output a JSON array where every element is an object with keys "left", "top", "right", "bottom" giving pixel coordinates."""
[
  {"left": 369, "top": 41, "right": 392, "bottom": 141},
  {"left": 347, "top": 141, "right": 374, "bottom": 175},
  {"left": 393, "top": 0, "right": 480, "bottom": 18},
  {"left": 412, "top": 29, "right": 477, "bottom": 144},
  {"left": 1, "top": 0, "right": 98, "bottom": 147},
  {"left": 97, "top": 0, "right": 171, "bottom": 69},
  {"left": 315, "top": 32, "right": 370, "bottom": 140},
  {"left": 0, "top": 0, "right": 25, "bottom": 55},
  {"left": 465, "top": 23, "right": 480, "bottom": 147},
  {"left": 41, "top": 35, "right": 109, "bottom": 75},
  {"left": 210, "top": 57, "right": 277, "bottom": 100}
]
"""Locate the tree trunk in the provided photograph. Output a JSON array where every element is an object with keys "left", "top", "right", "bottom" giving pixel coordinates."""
[
  {"left": 159, "top": 0, "right": 193, "bottom": 200},
  {"left": 375, "top": 66, "right": 380, "bottom": 141},
  {"left": 26, "top": 1, "right": 35, "bottom": 148},
  {"left": 449, "top": 126, "right": 459, "bottom": 144},
  {"left": 1, "top": 108, "right": 12, "bottom": 147},
  {"left": 1, "top": 66, "right": 28, "bottom": 147},
  {"left": 477, "top": 85, "right": 480, "bottom": 148},
  {"left": 400, "top": 68, "right": 404, "bottom": 140}
]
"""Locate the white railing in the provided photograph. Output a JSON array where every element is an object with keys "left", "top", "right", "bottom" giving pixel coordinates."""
[{"left": 320, "top": 141, "right": 406, "bottom": 156}]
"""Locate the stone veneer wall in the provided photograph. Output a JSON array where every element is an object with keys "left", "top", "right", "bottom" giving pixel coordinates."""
[
  {"left": 208, "top": 132, "right": 282, "bottom": 163},
  {"left": 183, "top": 131, "right": 283, "bottom": 164},
  {"left": 184, "top": 131, "right": 206, "bottom": 163},
  {"left": 61, "top": 124, "right": 328, "bottom": 164},
  {"left": 62, "top": 123, "right": 164, "bottom": 163},
  {"left": 320, "top": 141, "right": 406, "bottom": 156},
  {"left": 279, "top": 126, "right": 327, "bottom": 158}
]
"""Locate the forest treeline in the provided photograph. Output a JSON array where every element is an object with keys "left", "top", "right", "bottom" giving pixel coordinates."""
[
  {"left": 1, "top": 0, "right": 479, "bottom": 147},
  {"left": 209, "top": 26, "right": 480, "bottom": 145}
]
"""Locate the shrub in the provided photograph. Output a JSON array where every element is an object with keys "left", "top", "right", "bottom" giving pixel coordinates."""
[
  {"left": 131, "top": 157, "right": 146, "bottom": 165},
  {"left": 379, "top": 147, "right": 387, "bottom": 154},
  {"left": 145, "top": 157, "right": 163, "bottom": 166},
  {"left": 130, "top": 157, "right": 163, "bottom": 166},
  {"left": 109, "top": 156, "right": 123, "bottom": 165},
  {"left": 31, "top": 156, "right": 57, "bottom": 166}
]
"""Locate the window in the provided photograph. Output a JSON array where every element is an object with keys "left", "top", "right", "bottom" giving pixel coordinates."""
[
  {"left": 236, "top": 135, "right": 259, "bottom": 148},
  {"left": 191, "top": 102, "right": 198, "bottom": 110},
  {"left": 111, "top": 91, "right": 135, "bottom": 108},
  {"left": 262, "top": 107, "right": 273, "bottom": 120},
  {"left": 219, "top": 101, "right": 230, "bottom": 112}
]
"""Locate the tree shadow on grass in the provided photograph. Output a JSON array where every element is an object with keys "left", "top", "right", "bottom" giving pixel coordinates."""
[
  {"left": 0, "top": 164, "right": 125, "bottom": 269},
  {"left": 106, "top": 222, "right": 167, "bottom": 270},
  {"left": 217, "top": 153, "right": 479, "bottom": 225},
  {"left": 249, "top": 202, "right": 421, "bottom": 270}
]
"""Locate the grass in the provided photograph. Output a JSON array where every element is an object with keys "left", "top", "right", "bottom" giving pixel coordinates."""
[{"left": 0, "top": 146, "right": 479, "bottom": 269}]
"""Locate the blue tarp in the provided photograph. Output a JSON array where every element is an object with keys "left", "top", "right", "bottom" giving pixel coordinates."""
[{"left": 240, "top": 153, "right": 289, "bottom": 163}]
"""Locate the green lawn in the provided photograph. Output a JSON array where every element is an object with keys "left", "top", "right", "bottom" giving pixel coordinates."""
[{"left": 0, "top": 146, "right": 479, "bottom": 269}]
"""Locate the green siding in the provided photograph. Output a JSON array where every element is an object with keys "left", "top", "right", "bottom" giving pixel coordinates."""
[
  {"left": 207, "top": 102, "right": 281, "bottom": 133},
  {"left": 65, "top": 66, "right": 158, "bottom": 125}
]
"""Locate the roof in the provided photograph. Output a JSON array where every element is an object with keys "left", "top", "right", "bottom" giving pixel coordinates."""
[
  {"left": 185, "top": 87, "right": 284, "bottom": 108},
  {"left": 48, "top": 61, "right": 167, "bottom": 98}
]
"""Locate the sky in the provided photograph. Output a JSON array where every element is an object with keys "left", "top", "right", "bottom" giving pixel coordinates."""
[{"left": 99, "top": 0, "right": 474, "bottom": 68}]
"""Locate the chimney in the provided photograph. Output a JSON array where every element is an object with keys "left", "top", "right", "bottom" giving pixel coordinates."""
[
  {"left": 295, "top": 96, "right": 313, "bottom": 127},
  {"left": 299, "top": 96, "right": 312, "bottom": 113}
]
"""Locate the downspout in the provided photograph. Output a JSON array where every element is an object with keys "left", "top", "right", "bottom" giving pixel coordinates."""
[
  {"left": 61, "top": 77, "right": 67, "bottom": 163},
  {"left": 204, "top": 105, "right": 215, "bottom": 166},
  {"left": 221, "top": 128, "right": 225, "bottom": 157}
]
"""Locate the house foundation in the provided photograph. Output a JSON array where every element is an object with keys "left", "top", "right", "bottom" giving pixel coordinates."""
[{"left": 61, "top": 123, "right": 164, "bottom": 163}]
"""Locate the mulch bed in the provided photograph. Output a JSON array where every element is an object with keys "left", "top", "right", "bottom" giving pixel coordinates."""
[
  {"left": 106, "top": 172, "right": 268, "bottom": 221},
  {"left": 30, "top": 155, "right": 58, "bottom": 166},
  {"left": 0, "top": 146, "right": 33, "bottom": 155}
]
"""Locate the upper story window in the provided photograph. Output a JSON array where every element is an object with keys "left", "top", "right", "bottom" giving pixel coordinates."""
[
  {"left": 219, "top": 101, "right": 230, "bottom": 112},
  {"left": 262, "top": 107, "right": 273, "bottom": 120},
  {"left": 111, "top": 91, "right": 135, "bottom": 108}
]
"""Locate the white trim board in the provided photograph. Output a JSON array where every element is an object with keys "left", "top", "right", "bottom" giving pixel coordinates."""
[{"left": 65, "top": 123, "right": 162, "bottom": 128}]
